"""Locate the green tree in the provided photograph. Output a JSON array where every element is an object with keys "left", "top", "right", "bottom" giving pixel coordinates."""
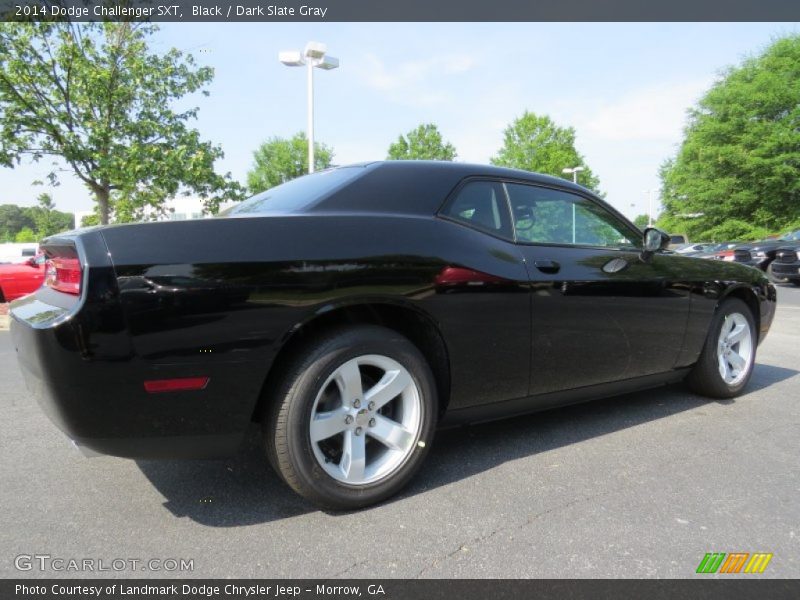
[
  {"left": 0, "top": 201, "right": 73, "bottom": 240},
  {"left": 633, "top": 214, "right": 650, "bottom": 229},
  {"left": 80, "top": 214, "right": 100, "bottom": 228},
  {"left": 247, "top": 132, "right": 334, "bottom": 193},
  {"left": 31, "top": 194, "right": 74, "bottom": 237},
  {"left": 387, "top": 123, "right": 457, "bottom": 161},
  {"left": 0, "top": 23, "right": 243, "bottom": 224},
  {"left": 32, "top": 193, "right": 55, "bottom": 237},
  {"left": 14, "top": 227, "right": 37, "bottom": 243},
  {"left": 660, "top": 35, "right": 800, "bottom": 238},
  {"left": 0, "top": 204, "right": 35, "bottom": 241},
  {"left": 491, "top": 111, "right": 602, "bottom": 193}
]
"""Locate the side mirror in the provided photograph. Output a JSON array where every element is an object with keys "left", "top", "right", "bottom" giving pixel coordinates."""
[
  {"left": 26, "top": 257, "right": 37, "bottom": 267},
  {"left": 642, "top": 227, "right": 670, "bottom": 254}
]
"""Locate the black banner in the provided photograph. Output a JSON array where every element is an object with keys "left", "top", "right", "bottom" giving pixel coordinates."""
[
  {"left": 3, "top": 580, "right": 800, "bottom": 600},
  {"left": 2, "top": 0, "right": 800, "bottom": 22}
]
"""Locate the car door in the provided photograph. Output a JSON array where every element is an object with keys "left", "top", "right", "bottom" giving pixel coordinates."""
[
  {"left": 434, "top": 179, "right": 531, "bottom": 409},
  {"left": 504, "top": 182, "right": 691, "bottom": 397}
]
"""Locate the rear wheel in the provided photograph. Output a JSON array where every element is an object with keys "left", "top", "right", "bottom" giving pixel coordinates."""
[
  {"left": 686, "top": 298, "right": 756, "bottom": 399},
  {"left": 265, "top": 325, "right": 437, "bottom": 510},
  {"left": 791, "top": 279, "right": 800, "bottom": 287}
]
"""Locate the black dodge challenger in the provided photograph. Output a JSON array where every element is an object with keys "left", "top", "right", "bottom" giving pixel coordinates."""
[{"left": 10, "top": 161, "right": 777, "bottom": 509}]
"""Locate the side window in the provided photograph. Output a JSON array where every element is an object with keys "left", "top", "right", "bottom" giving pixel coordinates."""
[
  {"left": 505, "top": 183, "right": 640, "bottom": 249},
  {"left": 441, "top": 180, "right": 512, "bottom": 239}
]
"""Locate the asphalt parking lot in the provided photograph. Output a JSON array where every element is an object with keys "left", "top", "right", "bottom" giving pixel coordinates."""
[{"left": 1, "top": 286, "right": 798, "bottom": 579}]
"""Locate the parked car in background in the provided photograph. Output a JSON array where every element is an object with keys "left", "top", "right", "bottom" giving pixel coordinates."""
[
  {"left": 0, "top": 253, "right": 45, "bottom": 302},
  {"left": 771, "top": 243, "right": 800, "bottom": 286},
  {"left": 0, "top": 242, "right": 40, "bottom": 265},
  {"left": 9, "top": 162, "right": 777, "bottom": 510},
  {"left": 733, "top": 230, "right": 800, "bottom": 283},
  {"left": 667, "top": 234, "right": 688, "bottom": 249},
  {"left": 691, "top": 242, "right": 741, "bottom": 260},
  {"left": 674, "top": 243, "right": 714, "bottom": 255}
]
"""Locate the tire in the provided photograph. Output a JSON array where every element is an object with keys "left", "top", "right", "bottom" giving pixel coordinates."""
[
  {"left": 264, "top": 325, "right": 438, "bottom": 510},
  {"left": 685, "top": 298, "right": 756, "bottom": 399},
  {"left": 791, "top": 279, "right": 800, "bottom": 287},
  {"left": 766, "top": 262, "right": 788, "bottom": 284}
]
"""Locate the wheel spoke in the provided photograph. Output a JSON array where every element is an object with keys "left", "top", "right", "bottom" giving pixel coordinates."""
[
  {"left": 728, "top": 351, "right": 746, "bottom": 372},
  {"left": 335, "top": 359, "right": 364, "bottom": 403},
  {"left": 365, "top": 369, "right": 412, "bottom": 410},
  {"left": 727, "top": 323, "right": 748, "bottom": 345},
  {"left": 723, "top": 316, "right": 735, "bottom": 337},
  {"left": 340, "top": 430, "right": 366, "bottom": 482},
  {"left": 718, "top": 352, "right": 730, "bottom": 381},
  {"left": 368, "top": 414, "right": 415, "bottom": 452},
  {"left": 310, "top": 408, "right": 348, "bottom": 443}
]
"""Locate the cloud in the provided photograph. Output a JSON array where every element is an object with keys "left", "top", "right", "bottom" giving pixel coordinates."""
[
  {"left": 360, "top": 53, "right": 476, "bottom": 106},
  {"left": 581, "top": 79, "right": 712, "bottom": 142}
]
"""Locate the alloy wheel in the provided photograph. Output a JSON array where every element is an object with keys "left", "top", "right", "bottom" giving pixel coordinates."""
[
  {"left": 716, "top": 312, "right": 753, "bottom": 385},
  {"left": 309, "top": 354, "right": 421, "bottom": 485}
]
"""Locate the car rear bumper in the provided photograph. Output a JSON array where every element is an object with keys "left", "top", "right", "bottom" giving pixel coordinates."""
[
  {"left": 9, "top": 232, "right": 261, "bottom": 459},
  {"left": 10, "top": 293, "right": 251, "bottom": 459}
]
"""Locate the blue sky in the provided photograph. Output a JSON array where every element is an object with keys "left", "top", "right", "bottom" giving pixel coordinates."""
[{"left": 2, "top": 22, "right": 797, "bottom": 219}]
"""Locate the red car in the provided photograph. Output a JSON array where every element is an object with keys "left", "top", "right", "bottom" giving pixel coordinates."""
[{"left": 0, "top": 253, "right": 45, "bottom": 302}]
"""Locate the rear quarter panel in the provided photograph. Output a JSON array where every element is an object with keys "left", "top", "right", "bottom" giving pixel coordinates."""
[{"left": 100, "top": 214, "right": 531, "bottom": 424}]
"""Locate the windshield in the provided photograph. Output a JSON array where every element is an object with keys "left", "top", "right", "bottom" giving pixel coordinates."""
[{"left": 220, "top": 167, "right": 366, "bottom": 217}]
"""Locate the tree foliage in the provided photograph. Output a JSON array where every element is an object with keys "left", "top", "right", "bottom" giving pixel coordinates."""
[
  {"left": 633, "top": 214, "right": 650, "bottom": 229},
  {"left": 700, "top": 220, "right": 771, "bottom": 243},
  {"left": 247, "top": 132, "right": 334, "bottom": 193},
  {"left": 491, "top": 111, "right": 601, "bottom": 193},
  {"left": 0, "top": 200, "right": 73, "bottom": 242},
  {"left": 0, "top": 23, "right": 243, "bottom": 224},
  {"left": 660, "top": 35, "right": 800, "bottom": 240},
  {"left": 33, "top": 193, "right": 73, "bottom": 237},
  {"left": 387, "top": 123, "right": 456, "bottom": 161},
  {"left": 14, "top": 227, "right": 37, "bottom": 243}
]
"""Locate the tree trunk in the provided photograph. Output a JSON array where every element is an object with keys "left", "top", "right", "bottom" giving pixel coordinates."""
[{"left": 95, "top": 188, "right": 110, "bottom": 225}]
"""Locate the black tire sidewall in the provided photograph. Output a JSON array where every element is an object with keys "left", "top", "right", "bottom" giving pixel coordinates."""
[{"left": 275, "top": 326, "right": 437, "bottom": 510}]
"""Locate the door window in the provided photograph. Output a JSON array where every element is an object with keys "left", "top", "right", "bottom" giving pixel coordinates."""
[{"left": 505, "top": 183, "right": 640, "bottom": 249}]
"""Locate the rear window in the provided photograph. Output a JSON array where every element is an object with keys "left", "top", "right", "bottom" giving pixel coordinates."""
[{"left": 221, "top": 167, "right": 365, "bottom": 216}]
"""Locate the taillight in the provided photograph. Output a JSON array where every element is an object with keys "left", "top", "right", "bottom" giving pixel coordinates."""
[{"left": 44, "top": 257, "right": 82, "bottom": 295}]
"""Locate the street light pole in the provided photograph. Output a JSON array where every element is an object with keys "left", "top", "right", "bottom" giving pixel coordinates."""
[
  {"left": 307, "top": 58, "right": 315, "bottom": 172},
  {"left": 279, "top": 42, "right": 340, "bottom": 175},
  {"left": 643, "top": 189, "right": 656, "bottom": 226},
  {"left": 562, "top": 166, "right": 585, "bottom": 244}
]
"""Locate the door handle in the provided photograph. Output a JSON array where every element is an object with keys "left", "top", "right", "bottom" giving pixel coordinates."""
[{"left": 534, "top": 259, "right": 560, "bottom": 274}]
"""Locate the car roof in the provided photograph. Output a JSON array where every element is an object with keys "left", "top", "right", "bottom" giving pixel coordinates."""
[{"left": 314, "top": 161, "right": 595, "bottom": 216}]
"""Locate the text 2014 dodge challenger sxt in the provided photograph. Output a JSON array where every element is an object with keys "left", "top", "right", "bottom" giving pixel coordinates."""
[{"left": 10, "top": 161, "right": 777, "bottom": 509}]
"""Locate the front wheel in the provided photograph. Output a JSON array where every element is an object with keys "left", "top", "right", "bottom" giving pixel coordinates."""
[
  {"left": 265, "top": 325, "right": 437, "bottom": 510},
  {"left": 685, "top": 298, "right": 756, "bottom": 399}
]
